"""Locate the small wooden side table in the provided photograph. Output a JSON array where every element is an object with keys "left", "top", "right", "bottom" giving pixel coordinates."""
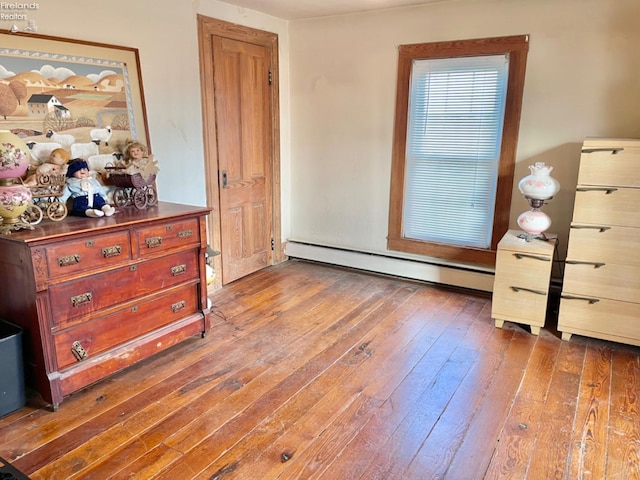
[{"left": 492, "top": 230, "right": 557, "bottom": 335}]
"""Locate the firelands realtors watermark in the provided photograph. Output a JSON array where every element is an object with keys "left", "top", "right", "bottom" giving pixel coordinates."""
[
  {"left": 1, "top": 3, "right": 39, "bottom": 20},
  {"left": 1, "top": 3, "right": 39, "bottom": 32}
]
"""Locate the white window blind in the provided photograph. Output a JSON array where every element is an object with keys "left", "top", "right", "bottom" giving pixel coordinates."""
[{"left": 403, "top": 54, "right": 509, "bottom": 249}]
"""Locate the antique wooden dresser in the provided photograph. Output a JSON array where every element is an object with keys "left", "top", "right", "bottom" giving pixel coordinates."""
[
  {"left": 557, "top": 138, "right": 640, "bottom": 346},
  {"left": 0, "top": 202, "right": 211, "bottom": 409}
]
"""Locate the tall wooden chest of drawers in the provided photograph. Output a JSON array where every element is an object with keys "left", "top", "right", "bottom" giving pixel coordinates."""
[
  {"left": 558, "top": 138, "right": 640, "bottom": 346},
  {"left": 0, "top": 202, "right": 211, "bottom": 409},
  {"left": 492, "top": 230, "right": 557, "bottom": 335}
]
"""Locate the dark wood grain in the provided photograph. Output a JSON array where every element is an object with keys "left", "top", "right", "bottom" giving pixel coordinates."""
[{"left": 0, "top": 260, "right": 638, "bottom": 479}]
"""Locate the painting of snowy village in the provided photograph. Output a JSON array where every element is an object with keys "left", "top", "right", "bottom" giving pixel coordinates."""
[{"left": 0, "top": 32, "right": 149, "bottom": 166}]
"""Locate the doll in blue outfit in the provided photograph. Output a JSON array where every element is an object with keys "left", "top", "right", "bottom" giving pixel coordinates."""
[{"left": 62, "top": 159, "right": 116, "bottom": 218}]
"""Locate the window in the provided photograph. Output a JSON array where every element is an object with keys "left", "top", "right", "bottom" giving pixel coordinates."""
[{"left": 388, "top": 35, "right": 529, "bottom": 266}]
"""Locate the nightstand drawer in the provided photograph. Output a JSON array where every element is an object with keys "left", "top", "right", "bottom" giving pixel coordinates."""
[
  {"left": 494, "top": 249, "right": 553, "bottom": 291},
  {"left": 54, "top": 284, "right": 199, "bottom": 370},
  {"left": 135, "top": 218, "right": 200, "bottom": 256},
  {"left": 492, "top": 278, "right": 550, "bottom": 325},
  {"left": 49, "top": 250, "right": 200, "bottom": 326},
  {"left": 45, "top": 230, "right": 132, "bottom": 280}
]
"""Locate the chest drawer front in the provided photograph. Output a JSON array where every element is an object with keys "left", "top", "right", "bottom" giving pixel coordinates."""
[
  {"left": 566, "top": 224, "right": 640, "bottom": 266},
  {"left": 46, "top": 231, "right": 132, "bottom": 279},
  {"left": 49, "top": 250, "right": 200, "bottom": 326},
  {"left": 578, "top": 146, "right": 640, "bottom": 187},
  {"left": 572, "top": 187, "right": 640, "bottom": 227},
  {"left": 135, "top": 218, "right": 200, "bottom": 256},
  {"left": 491, "top": 277, "right": 549, "bottom": 325},
  {"left": 558, "top": 296, "right": 640, "bottom": 344},
  {"left": 494, "top": 249, "right": 553, "bottom": 291},
  {"left": 53, "top": 284, "right": 199, "bottom": 370},
  {"left": 563, "top": 262, "right": 640, "bottom": 304}
]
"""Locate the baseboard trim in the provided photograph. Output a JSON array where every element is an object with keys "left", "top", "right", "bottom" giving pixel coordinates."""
[{"left": 284, "top": 241, "right": 495, "bottom": 293}]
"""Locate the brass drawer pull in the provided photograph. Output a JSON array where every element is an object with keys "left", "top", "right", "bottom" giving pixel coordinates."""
[
  {"left": 102, "top": 245, "right": 122, "bottom": 258},
  {"left": 171, "top": 264, "right": 187, "bottom": 276},
  {"left": 58, "top": 254, "right": 80, "bottom": 267},
  {"left": 171, "top": 300, "right": 186, "bottom": 313},
  {"left": 510, "top": 286, "right": 547, "bottom": 296},
  {"left": 71, "top": 341, "right": 88, "bottom": 361},
  {"left": 570, "top": 224, "right": 611, "bottom": 233},
  {"left": 566, "top": 260, "right": 605, "bottom": 269},
  {"left": 576, "top": 187, "right": 618, "bottom": 195},
  {"left": 513, "top": 253, "right": 550, "bottom": 262},
  {"left": 71, "top": 292, "right": 93, "bottom": 307},
  {"left": 581, "top": 147, "right": 623, "bottom": 154},
  {"left": 178, "top": 229, "right": 193, "bottom": 238},
  {"left": 146, "top": 237, "right": 163, "bottom": 248},
  {"left": 560, "top": 294, "right": 600, "bottom": 305}
]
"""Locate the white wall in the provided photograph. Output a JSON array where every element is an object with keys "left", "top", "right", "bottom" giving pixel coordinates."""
[
  {"left": 17, "top": 0, "right": 291, "bottom": 239},
  {"left": 10, "top": 0, "right": 640, "bottom": 290},
  {"left": 287, "top": 0, "right": 640, "bottom": 281}
]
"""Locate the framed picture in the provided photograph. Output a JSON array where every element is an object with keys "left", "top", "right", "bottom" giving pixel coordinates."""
[{"left": 0, "top": 30, "right": 150, "bottom": 163}]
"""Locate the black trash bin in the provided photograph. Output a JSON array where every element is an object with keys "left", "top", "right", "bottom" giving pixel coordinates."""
[{"left": 0, "top": 319, "right": 25, "bottom": 418}]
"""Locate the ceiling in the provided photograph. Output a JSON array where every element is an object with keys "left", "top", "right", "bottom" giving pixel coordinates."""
[{"left": 220, "top": 0, "right": 449, "bottom": 20}]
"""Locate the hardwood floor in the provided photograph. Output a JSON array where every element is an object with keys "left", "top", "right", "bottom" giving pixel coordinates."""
[{"left": 1, "top": 259, "right": 639, "bottom": 479}]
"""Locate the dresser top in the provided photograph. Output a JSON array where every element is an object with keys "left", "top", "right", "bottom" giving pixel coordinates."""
[
  {"left": 583, "top": 137, "right": 640, "bottom": 148},
  {"left": 0, "top": 202, "right": 211, "bottom": 245}
]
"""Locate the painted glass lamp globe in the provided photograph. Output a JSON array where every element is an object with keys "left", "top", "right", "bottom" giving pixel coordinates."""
[
  {"left": 0, "top": 130, "right": 30, "bottom": 181},
  {"left": 0, "top": 130, "right": 33, "bottom": 234},
  {"left": 516, "top": 162, "right": 560, "bottom": 241}
]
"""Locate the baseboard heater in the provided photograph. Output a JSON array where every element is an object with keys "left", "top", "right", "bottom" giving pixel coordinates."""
[{"left": 284, "top": 240, "right": 495, "bottom": 293}]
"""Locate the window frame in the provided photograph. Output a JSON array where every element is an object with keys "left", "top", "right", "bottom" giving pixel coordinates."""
[{"left": 387, "top": 35, "right": 529, "bottom": 266}]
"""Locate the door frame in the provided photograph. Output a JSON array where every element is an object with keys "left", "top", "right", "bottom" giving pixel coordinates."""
[{"left": 197, "top": 15, "right": 284, "bottom": 289}]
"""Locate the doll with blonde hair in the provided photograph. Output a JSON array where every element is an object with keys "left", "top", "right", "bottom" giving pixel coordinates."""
[
  {"left": 124, "top": 141, "right": 149, "bottom": 162},
  {"left": 24, "top": 148, "right": 70, "bottom": 186},
  {"left": 121, "top": 141, "right": 159, "bottom": 178}
]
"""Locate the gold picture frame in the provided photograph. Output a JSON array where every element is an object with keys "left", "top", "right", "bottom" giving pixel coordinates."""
[{"left": 0, "top": 30, "right": 150, "bottom": 158}]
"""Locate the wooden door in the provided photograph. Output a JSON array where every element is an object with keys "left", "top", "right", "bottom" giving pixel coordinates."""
[
  {"left": 213, "top": 36, "right": 272, "bottom": 283},
  {"left": 198, "top": 16, "right": 282, "bottom": 286}
]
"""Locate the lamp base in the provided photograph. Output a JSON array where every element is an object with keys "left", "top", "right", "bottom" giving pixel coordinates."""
[
  {"left": 517, "top": 232, "right": 551, "bottom": 242},
  {"left": 0, "top": 219, "right": 34, "bottom": 235},
  {"left": 517, "top": 208, "right": 552, "bottom": 238}
]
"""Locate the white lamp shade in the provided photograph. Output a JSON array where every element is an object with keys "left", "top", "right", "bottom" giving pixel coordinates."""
[{"left": 518, "top": 162, "right": 560, "bottom": 200}]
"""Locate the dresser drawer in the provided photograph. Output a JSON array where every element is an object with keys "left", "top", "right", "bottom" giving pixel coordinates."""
[
  {"left": 49, "top": 249, "right": 200, "bottom": 326},
  {"left": 566, "top": 224, "right": 640, "bottom": 266},
  {"left": 558, "top": 296, "right": 640, "bottom": 346},
  {"left": 578, "top": 142, "right": 640, "bottom": 187},
  {"left": 45, "top": 230, "right": 132, "bottom": 280},
  {"left": 135, "top": 218, "right": 200, "bottom": 256},
  {"left": 53, "top": 284, "right": 199, "bottom": 370},
  {"left": 563, "top": 262, "right": 640, "bottom": 304},
  {"left": 573, "top": 186, "right": 640, "bottom": 227}
]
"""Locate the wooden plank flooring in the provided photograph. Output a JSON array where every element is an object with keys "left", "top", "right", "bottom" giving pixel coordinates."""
[{"left": 1, "top": 259, "right": 639, "bottom": 479}]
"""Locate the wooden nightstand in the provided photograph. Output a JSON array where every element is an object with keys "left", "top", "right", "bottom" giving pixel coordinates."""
[{"left": 492, "top": 229, "right": 557, "bottom": 335}]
